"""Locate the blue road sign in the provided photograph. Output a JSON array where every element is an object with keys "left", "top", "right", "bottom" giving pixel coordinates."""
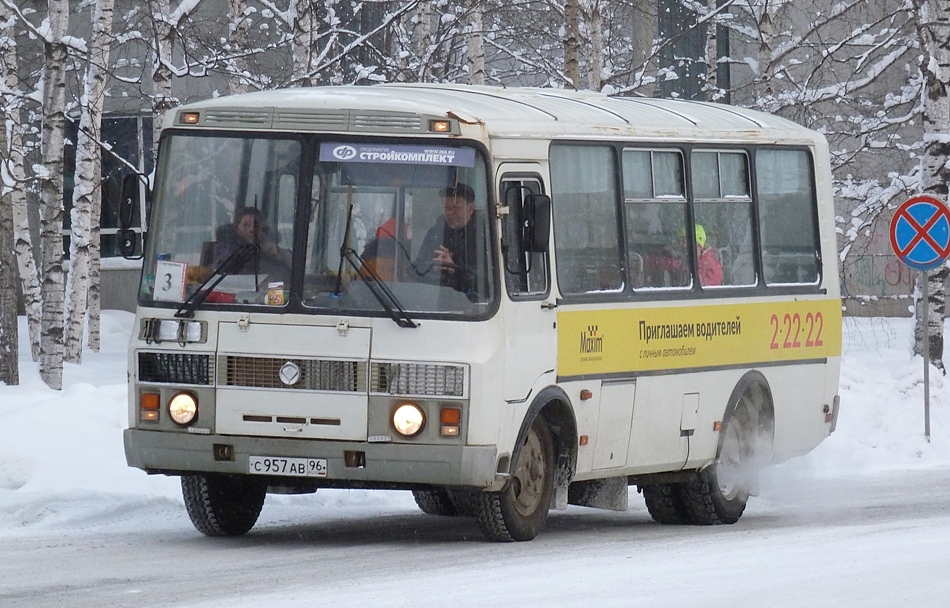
[{"left": 890, "top": 195, "right": 950, "bottom": 271}]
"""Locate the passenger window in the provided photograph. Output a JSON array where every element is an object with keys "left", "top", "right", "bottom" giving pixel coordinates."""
[
  {"left": 551, "top": 144, "right": 623, "bottom": 295},
  {"left": 692, "top": 150, "right": 755, "bottom": 287},
  {"left": 757, "top": 149, "right": 820, "bottom": 284},
  {"left": 622, "top": 149, "right": 689, "bottom": 289}
]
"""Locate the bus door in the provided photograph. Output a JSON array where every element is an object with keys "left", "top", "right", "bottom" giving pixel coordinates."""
[{"left": 499, "top": 168, "right": 556, "bottom": 402}]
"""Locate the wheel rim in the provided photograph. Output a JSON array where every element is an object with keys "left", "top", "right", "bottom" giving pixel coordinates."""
[
  {"left": 716, "top": 418, "right": 745, "bottom": 500},
  {"left": 510, "top": 425, "right": 547, "bottom": 516}
]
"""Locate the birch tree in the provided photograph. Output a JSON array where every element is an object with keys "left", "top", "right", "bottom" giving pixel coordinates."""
[
  {"left": 38, "top": 0, "right": 71, "bottom": 390},
  {"left": 64, "top": 0, "right": 115, "bottom": 363},
  {"left": 0, "top": 64, "right": 14, "bottom": 385},
  {"left": 466, "top": 0, "right": 485, "bottom": 85},
  {"left": 1, "top": 4, "right": 41, "bottom": 362},
  {"left": 912, "top": 0, "right": 950, "bottom": 372}
]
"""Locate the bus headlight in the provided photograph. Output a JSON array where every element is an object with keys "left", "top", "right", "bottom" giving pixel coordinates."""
[
  {"left": 392, "top": 403, "right": 425, "bottom": 437},
  {"left": 168, "top": 392, "right": 198, "bottom": 425}
]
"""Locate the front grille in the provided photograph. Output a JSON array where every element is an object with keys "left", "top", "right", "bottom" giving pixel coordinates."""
[
  {"left": 223, "top": 356, "right": 367, "bottom": 392},
  {"left": 370, "top": 362, "right": 466, "bottom": 397},
  {"left": 138, "top": 352, "right": 213, "bottom": 385}
]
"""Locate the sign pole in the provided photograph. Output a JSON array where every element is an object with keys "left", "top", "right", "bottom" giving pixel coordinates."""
[
  {"left": 922, "top": 271, "right": 931, "bottom": 443},
  {"left": 890, "top": 193, "right": 950, "bottom": 443}
]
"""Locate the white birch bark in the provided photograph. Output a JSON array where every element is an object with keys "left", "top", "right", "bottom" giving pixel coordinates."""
[
  {"left": 228, "top": 0, "right": 249, "bottom": 94},
  {"left": 0, "top": 59, "right": 15, "bottom": 385},
  {"left": 704, "top": 0, "right": 718, "bottom": 99},
  {"left": 466, "top": 0, "right": 485, "bottom": 85},
  {"left": 1, "top": 8, "right": 40, "bottom": 362},
  {"left": 65, "top": 0, "right": 114, "bottom": 363},
  {"left": 912, "top": 0, "right": 950, "bottom": 372},
  {"left": 415, "top": 1, "right": 433, "bottom": 81},
  {"left": 290, "top": 0, "right": 317, "bottom": 86},
  {"left": 583, "top": 0, "right": 604, "bottom": 91},
  {"left": 38, "top": 0, "right": 70, "bottom": 390},
  {"left": 564, "top": 0, "right": 581, "bottom": 88}
]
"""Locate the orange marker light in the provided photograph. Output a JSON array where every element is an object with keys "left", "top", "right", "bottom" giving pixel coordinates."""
[
  {"left": 580, "top": 389, "right": 593, "bottom": 401},
  {"left": 579, "top": 435, "right": 589, "bottom": 446},
  {"left": 430, "top": 120, "right": 451, "bottom": 133},
  {"left": 180, "top": 112, "right": 200, "bottom": 124},
  {"left": 713, "top": 421, "right": 722, "bottom": 431},
  {"left": 141, "top": 393, "right": 160, "bottom": 410},
  {"left": 440, "top": 407, "right": 461, "bottom": 425}
]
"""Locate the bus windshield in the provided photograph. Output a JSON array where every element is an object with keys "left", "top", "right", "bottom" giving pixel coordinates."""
[{"left": 140, "top": 134, "right": 494, "bottom": 317}]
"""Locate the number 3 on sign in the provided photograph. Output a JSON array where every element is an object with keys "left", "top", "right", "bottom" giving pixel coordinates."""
[
  {"left": 154, "top": 260, "right": 188, "bottom": 302},
  {"left": 770, "top": 312, "right": 824, "bottom": 350}
]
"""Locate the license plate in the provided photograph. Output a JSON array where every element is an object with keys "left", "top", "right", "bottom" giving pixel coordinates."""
[{"left": 248, "top": 456, "right": 328, "bottom": 477}]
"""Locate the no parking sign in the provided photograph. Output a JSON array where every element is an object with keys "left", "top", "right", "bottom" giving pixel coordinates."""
[
  {"left": 890, "top": 193, "right": 950, "bottom": 442},
  {"left": 890, "top": 194, "right": 950, "bottom": 271}
]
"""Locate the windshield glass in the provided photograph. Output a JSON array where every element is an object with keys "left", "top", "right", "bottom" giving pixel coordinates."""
[{"left": 140, "top": 135, "right": 494, "bottom": 317}]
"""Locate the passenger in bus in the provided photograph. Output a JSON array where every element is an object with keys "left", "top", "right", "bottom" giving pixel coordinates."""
[
  {"left": 694, "top": 224, "right": 723, "bottom": 286},
  {"left": 642, "top": 224, "right": 722, "bottom": 287},
  {"left": 414, "top": 183, "right": 485, "bottom": 296},
  {"left": 359, "top": 234, "right": 403, "bottom": 282},
  {"left": 212, "top": 207, "right": 290, "bottom": 275}
]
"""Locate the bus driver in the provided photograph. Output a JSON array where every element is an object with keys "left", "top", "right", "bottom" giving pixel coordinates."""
[{"left": 414, "top": 183, "right": 484, "bottom": 296}]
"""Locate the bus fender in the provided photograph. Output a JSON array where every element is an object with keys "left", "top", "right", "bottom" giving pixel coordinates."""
[
  {"left": 499, "top": 385, "right": 578, "bottom": 510},
  {"left": 704, "top": 370, "right": 776, "bottom": 495}
]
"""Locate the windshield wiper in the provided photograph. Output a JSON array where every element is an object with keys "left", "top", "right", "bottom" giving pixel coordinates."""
[
  {"left": 341, "top": 247, "right": 417, "bottom": 329},
  {"left": 174, "top": 244, "right": 257, "bottom": 318}
]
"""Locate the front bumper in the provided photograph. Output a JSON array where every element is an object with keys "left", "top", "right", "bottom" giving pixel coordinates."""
[{"left": 124, "top": 429, "right": 498, "bottom": 488}]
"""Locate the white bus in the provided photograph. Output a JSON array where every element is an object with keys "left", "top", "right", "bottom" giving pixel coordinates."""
[{"left": 123, "top": 84, "right": 841, "bottom": 542}]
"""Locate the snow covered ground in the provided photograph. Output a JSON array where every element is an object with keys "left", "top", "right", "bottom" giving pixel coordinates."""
[{"left": 1, "top": 311, "right": 949, "bottom": 607}]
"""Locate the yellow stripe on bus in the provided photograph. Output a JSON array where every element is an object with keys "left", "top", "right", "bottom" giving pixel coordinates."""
[{"left": 557, "top": 299, "right": 842, "bottom": 376}]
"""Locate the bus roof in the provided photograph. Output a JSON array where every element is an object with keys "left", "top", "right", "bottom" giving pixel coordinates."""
[{"left": 170, "top": 83, "right": 821, "bottom": 145}]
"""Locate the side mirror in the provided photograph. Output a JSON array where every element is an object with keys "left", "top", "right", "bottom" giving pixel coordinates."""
[
  {"left": 118, "top": 173, "right": 141, "bottom": 258},
  {"left": 523, "top": 194, "right": 551, "bottom": 253}
]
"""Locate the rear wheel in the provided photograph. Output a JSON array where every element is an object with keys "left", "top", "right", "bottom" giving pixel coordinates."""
[
  {"left": 681, "top": 389, "right": 770, "bottom": 525},
  {"left": 412, "top": 488, "right": 459, "bottom": 516},
  {"left": 181, "top": 474, "right": 267, "bottom": 537},
  {"left": 641, "top": 483, "right": 690, "bottom": 525},
  {"left": 474, "top": 418, "right": 555, "bottom": 542}
]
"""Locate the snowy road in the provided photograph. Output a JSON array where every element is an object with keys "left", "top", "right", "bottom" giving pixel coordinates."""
[{"left": 3, "top": 465, "right": 949, "bottom": 608}]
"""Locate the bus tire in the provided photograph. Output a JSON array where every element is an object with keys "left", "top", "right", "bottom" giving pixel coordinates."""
[
  {"left": 641, "top": 483, "right": 691, "bottom": 525},
  {"left": 681, "top": 390, "right": 767, "bottom": 525},
  {"left": 474, "top": 417, "right": 555, "bottom": 542},
  {"left": 181, "top": 474, "right": 266, "bottom": 537},
  {"left": 411, "top": 488, "right": 459, "bottom": 516},
  {"left": 448, "top": 489, "right": 480, "bottom": 517}
]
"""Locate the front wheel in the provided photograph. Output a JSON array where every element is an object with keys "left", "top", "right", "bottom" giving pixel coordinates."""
[
  {"left": 181, "top": 474, "right": 267, "bottom": 536},
  {"left": 474, "top": 418, "right": 555, "bottom": 542}
]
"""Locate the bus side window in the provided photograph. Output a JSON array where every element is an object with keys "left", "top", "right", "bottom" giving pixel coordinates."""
[{"left": 501, "top": 177, "right": 549, "bottom": 297}]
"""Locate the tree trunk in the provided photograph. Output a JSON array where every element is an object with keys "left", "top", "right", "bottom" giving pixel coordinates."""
[
  {"left": 415, "top": 1, "right": 433, "bottom": 81},
  {"left": 228, "top": 0, "right": 250, "bottom": 94},
  {"left": 0, "top": 93, "right": 16, "bottom": 386},
  {"left": 1, "top": 10, "right": 41, "bottom": 362},
  {"left": 564, "top": 0, "right": 581, "bottom": 88},
  {"left": 65, "top": 0, "right": 115, "bottom": 363},
  {"left": 912, "top": 0, "right": 950, "bottom": 372},
  {"left": 584, "top": 0, "right": 604, "bottom": 91},
  {"left": 466, "top": 0, "right": 485, "bottom": 85},
  {"left": 148, "top": 0, "right": 177, "bottom": 162},
  {"left": 290, "top": 0, "right": 317, "bottom": 86},
  {"left": 38, "top": 0, "right": 70, "bottom": 390},
  {"left": 631, "top": 0, "right": 657, "bottom": 97},
  {"left": 704, "top": 0, "right": 719, "bottom": 100}
]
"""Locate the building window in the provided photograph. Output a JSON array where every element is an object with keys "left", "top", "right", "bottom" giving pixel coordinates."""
[
  {"left": 63, "top": 115, "right": 154, "bottom": 258},
  {"left": 657, "top": 0, "right": 731, "bottom": 101}
]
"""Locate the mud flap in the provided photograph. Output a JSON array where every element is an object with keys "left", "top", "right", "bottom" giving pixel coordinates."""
[{"left": 567, "top": 476, "right": 629, "bottom": 511}]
